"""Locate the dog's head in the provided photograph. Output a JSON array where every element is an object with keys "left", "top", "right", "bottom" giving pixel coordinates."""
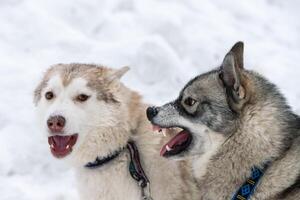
[
  {"left": 34, "top": 64, "right": 131, "bottom": 163},
  {"left": 147, "top": 42, "right": 254, "bottom": 158}
]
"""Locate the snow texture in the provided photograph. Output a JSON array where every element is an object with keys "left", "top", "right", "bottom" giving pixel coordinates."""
[{"left": 0, "top": 0, "right": 299, "bottom": 199}]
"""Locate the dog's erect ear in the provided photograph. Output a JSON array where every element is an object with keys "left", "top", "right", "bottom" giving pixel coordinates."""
[
  {"left": 221, "top": 41, "right": 244, "bottom": 89},
  {"left": 220, "top": 42, "right": 248, "bottom": 112},
  {"left": 106, "top": 66, "right": 130, "bottom": 84},
  {"left": 229, "top": 41, "right": 244, "bottom": 70}
]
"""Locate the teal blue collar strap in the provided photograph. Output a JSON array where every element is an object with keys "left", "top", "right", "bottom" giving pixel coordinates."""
[{"left": 231, "top": 164, "right": 268, "bottom": 200}]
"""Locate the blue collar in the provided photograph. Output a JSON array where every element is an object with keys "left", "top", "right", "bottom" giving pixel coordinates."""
[{"left": 231, "top": 164, "right": 269, "bottom": 200}]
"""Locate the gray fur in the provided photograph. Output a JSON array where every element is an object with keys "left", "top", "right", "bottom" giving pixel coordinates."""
[{"left": 149, "top": 42, "right": 300, "bottom": 199}]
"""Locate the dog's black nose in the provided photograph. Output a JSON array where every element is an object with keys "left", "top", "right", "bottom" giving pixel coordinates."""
[
  {"left": 146, "top": 106, "right": 158, "bottom": 121},
  {"left": 47, "top": 115, "right": 66, "bottom": 133}
]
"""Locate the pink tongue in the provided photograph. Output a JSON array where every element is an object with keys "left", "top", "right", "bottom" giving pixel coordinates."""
[
  {"left": 52, "top": 135, "right": 72, "bottom": 150},
  {"left": 160, "top": 130, "right": 190, "bottom": 156}
]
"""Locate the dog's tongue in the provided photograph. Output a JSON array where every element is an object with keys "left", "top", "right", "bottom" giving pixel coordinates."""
[
  {"left": 160, "top": 130, "right": 191, "bottom": 157},
  {"left": 48, "top": 134, "right": 78, "bottom": 158}
]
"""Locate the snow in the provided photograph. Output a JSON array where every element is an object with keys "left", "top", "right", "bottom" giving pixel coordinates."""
[{"left": 0, "top": 0, "right": 299, "bottom": 199}]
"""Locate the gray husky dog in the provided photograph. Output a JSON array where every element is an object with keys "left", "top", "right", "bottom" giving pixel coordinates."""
[{"left": 147, "top": 42, "right": 300, "bottom": 200}]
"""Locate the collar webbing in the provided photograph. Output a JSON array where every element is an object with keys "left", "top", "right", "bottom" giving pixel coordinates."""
[
  {"left": 231, "top": 164, "right": 269, "bottom": 200},
  {"left": 85, "top": 147, "right": 125, "bottom": 168},
  {"left": 84, "top": 141, "right": 153, "bottom": 200}
]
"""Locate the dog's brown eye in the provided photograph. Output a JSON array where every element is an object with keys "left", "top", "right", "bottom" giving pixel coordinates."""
[
  {"left": 45, "top": 91, "right": 54, "bottom": 100},
  {"left": 184, "top": 97, "right": 197, "bottom": 107},
  {"left": 76, "top": 94, "right": 90, "bottom": 102}
]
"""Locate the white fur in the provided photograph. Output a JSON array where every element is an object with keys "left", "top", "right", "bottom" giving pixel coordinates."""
[{"left": 178, "top": 117, "right": 225, "bottom": 180}]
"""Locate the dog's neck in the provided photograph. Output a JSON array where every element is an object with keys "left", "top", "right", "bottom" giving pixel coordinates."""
[
  {"left": 75, "top": 151, "right": 141, "bottom": 200},
  {"left": 235, "top": 92, "right": 296, "bottom": 164},
  {"left": 74, "top": 89, "right": 156, "bottom": 200}
]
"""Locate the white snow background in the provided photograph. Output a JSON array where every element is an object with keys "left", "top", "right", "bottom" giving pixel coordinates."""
[{"left": 0, "top": 0, "right": 299, "bottom": 199}]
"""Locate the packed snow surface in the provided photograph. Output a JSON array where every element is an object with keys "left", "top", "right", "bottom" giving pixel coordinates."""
[{"left": 0, "top": 0, "right": 299, "bottom": 199}]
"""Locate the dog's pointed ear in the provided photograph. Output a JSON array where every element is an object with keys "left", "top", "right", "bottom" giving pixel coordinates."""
[
  {"left": 230, "top": 41, "right": 244, "bottom": 70},
  {"left": 221, "top": 41, "right": 244, "bottom": 89},
  {"left": 220, "top": 42, "right": 248, "bottom": 112},
  {"left": 106, "top": 66, "right": 130, "bottom": 84}
]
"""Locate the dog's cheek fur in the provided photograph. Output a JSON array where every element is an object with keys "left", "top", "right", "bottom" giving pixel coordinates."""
[
  {"left": 71, "top": 99, "right": 128, "bottom": 163},
  {"left": 177, "top": 100, "right": 236, "bottom": 135},
  {"left": 198, "top": 103, "right": 237, "bottom": 134}
]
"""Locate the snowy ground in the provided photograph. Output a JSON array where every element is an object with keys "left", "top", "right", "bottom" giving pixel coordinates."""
[{"left": 0, "top": 0, "right": 299, "bottom": 199}]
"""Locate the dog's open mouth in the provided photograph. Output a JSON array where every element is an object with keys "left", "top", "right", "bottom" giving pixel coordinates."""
[
  {"left": 153, "top": 125, "right": 193, "bottom": 157},
  {"left": 48, "top": 134, "right": 78, "bottom": 158}
]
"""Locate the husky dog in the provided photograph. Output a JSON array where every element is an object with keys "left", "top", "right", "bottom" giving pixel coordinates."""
[
  {"left": 147, "top": 42, "right": 300, "bottom": 200},
  {"left": 34, "top": 64, "right": 198, "bottom": 200}
]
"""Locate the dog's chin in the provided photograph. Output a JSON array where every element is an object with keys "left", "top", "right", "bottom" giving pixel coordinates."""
[
  {"left": 152, "top": 124, "right": 193, "bottom": 158},
  {"left": 48, "top": 134, "right": 79, "bottom": 159}
]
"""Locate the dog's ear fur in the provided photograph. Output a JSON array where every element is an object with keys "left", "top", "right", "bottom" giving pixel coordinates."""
[
  {"left": 229, "top": 41, "right": 244, "bottom": 70},
  {"left": 220, "top": 42, "right": 248, "bottom": 112},
  {"left": 105, "top": 66, "right": 130, "bottom": 84}
]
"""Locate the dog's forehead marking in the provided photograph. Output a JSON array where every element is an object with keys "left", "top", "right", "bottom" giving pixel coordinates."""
[
  {"left": 61, "top": 68, "right": 81, "bottom": 87},
  {"left": 66, "top": 77, "right": 91, "bottom": 93},
  {"left": 69, "top": 77, "right": 88, "bottom": 87},
  {"left": 47, "top": 74, "right": 63, "bottom": 89},
  {"left": 49, "top": 74, "right": 91, "bottom": 93},
  {"left": 34, "top": 64, "right": 114, "bottom": 104},
  {"left": 44, "top": 73, "right": 91, "bottom": 95}
]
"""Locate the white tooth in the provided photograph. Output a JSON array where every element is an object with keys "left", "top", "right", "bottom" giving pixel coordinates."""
[
  {"left": 162, "top": 129, "right": 167, "bottom": 137},
  {"left": 66, "top": 145, "right": 70, "bottom": 149},
  {"left": 166, "top": 145, "right": 172, "bottom": 152},
  {"left": 50, "top": 144, "right": 54, "bottom": 149}
]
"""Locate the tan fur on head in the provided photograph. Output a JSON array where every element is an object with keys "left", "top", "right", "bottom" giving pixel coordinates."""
[{"left": 34, "top": 64, "right": 130, "bottom": 105}]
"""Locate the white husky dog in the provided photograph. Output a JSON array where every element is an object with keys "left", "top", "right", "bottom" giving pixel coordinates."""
[{"left": 34, "top": 64, "right": 197, "bottom": 200}]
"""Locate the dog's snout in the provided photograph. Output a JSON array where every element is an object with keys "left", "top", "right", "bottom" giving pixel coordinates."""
[
  {"left": 47, "top": 115, "right": 66, "bottom": 133},
  {"left": 146, "top": 106, "right": 159, "bottom": 121}
]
